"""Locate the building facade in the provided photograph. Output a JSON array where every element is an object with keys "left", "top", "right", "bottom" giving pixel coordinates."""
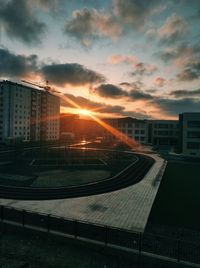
[
  {"left": 179, "top": 113, "right": 200, "bottom": 157},
  {"left": 103, "top": 117, "right": 148, "bottom": 144},
  {"left": 0, "top": 80, "right": 60, "bottom": 143},
  {"left": 147, "top": 120, "right": 179, "bottom": 147}
]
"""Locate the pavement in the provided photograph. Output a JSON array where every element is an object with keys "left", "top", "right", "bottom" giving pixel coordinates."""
[{"left": 0, "top": 152, "right": 166, "bottom": 233}]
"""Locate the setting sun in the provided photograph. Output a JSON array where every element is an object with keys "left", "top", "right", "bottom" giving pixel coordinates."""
[{"left": 79, "top": 109, "right": 92, "bottom": 116}]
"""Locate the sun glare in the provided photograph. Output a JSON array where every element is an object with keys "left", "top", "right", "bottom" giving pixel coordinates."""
[{"left": 79, "top": 109, "right": 91, "bottom": 116}]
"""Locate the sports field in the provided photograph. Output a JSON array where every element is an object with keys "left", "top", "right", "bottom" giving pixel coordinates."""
[{"left": 148, "top": 160, "right": 200, "bottom": 230}]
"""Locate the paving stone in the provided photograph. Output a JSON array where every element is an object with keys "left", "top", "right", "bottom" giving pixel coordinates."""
[{"left": 0, "top": 152, "right": 166, "bottom": 232}]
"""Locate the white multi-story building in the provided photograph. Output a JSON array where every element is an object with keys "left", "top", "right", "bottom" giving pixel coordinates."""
[
  {"left": 0, "top": 80, "right": 60, "bottom": 143},
  {"left": 179, "top": 113, "right": 200, "bottom": 157}
]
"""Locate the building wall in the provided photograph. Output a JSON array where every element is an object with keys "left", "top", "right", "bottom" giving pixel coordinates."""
[
  {"left": 0, "top": 81, "right": 31, "bottom": 142},
  {"left": 103, "top": 117, "right": 148, "bottom": 144},
  {"left": 46, "top": 93, "right": 60, "bottom": 140},
  {"left": 179, "top": 113, "right": 200, "bottom": 157},
  {"left": 147, "top": 120, "right": 179, "bottom": 147},
  {"left": 0, "top": 81, "right": 60, "bottom": 143}
]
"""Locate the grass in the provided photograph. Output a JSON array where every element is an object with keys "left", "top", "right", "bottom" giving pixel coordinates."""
[
  {"left": 31, "top": 169, "right": 110, "bottom": 187},
  {"left": 0, "top": 226, "right": 139, "bottom": 268},
  {"left": 148, "top": 161, "right": 200, "bottom": 230}
]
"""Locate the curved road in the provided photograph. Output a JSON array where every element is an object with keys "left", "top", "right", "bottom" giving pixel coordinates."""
[{"left": 0, "top": 153, "right": 154, "bottom": 200}]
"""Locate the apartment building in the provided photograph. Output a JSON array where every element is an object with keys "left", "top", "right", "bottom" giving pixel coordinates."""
[
  {"left": 179, "top": 113, "right": 200, "bottom": 157},
  {"left": 0, "top": 80, "right": 60, "bottom": 143}
]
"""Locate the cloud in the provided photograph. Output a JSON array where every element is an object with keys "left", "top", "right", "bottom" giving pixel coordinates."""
[
  {"left": 108, "top": 54, "right": 137, "bottom": 65},
  {"left": 176, "top": 68, "right": 199, "bottom": 81},
  {"left": 129, "top": 89, "right": 154, "bottom": 101},
  {"left": 33, "top": 0, "right": 58, "bottom": 10},
  {"left": 154, "top": 77, "right": 166, "bottom": 87},
  {"left": 41, "top": 63, "right": 105, "bottom": 86},
  {"left": 0, "top": 0, "right": 46, "bottom": 44},
  {"left": 64, "top": 8, "right": 122, "bottom": 46},
  {"left": 131, "top": 62, "right": 157, "bottom": 76},
  {"left": 170, "top": 88, "right": 200, "bottom": 98},
  {"left": 155, "top": 98, "right": 200, "bottom": 115},
  {"left": 94, "top": 84, "right": 127, "bottom": 98},
  {"left": 61, "top": 93, "right": 126, "bottom": 115},
  {"left": 0, "top": 48, "right": 38, "bottom": 78},
  {"left": 157, "top": 43, "right": 200, "bottom": 81},
  {"left": 157, "top": 43, "right": 200, "bottom": 67},
  {"left": 108, "top": 54, "right": 157, "bottom": 76},
  {"left": 63, "top": 0, "right": 165, "bottom": 46},
  {"left": 113, "top": 0, "right": 157, "bottom": 30},
  {"left": 158, "top": 13, "right": 188, "bottom": 44}
]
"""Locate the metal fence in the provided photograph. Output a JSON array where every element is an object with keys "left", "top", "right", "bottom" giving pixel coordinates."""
[{"left": 1, "top": 205, "right": 200, "bottom": 265}]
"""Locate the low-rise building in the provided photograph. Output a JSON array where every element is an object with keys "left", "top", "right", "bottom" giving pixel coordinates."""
[
  {"left": 103, "top": 117, "right": 148, "bottom": 144},
  {"left": 179, "top": 112, "right": 200, "bottom": 157},
  {"left": 147, "top": 120, "right": 179, "bottom": 147}
]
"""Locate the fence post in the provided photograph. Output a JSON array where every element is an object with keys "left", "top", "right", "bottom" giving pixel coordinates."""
[
  {"left": 22, "top": 210, "right": 25, "bottom": 227},
  {"left": 177, "top": 239, "right": 181, "bottom": 262},
  {"left": 47, "top": 214, "right": 50, "bottom": 232},
  {"left": 74, "top": 220, "right": 78, "bottom": 238},
  {"left": 1, "top": 206, "right": 4, "bottom": 221},
  {"left": 139, "top": 232, "right": 142, "bottom": 253},
  {"left": 105, "top": 225, "right": 108, "bottom": 245}
]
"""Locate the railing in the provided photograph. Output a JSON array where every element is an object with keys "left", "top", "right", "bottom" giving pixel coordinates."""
[{"left": 1, "top": 205, "right": 200, "bottom": 266}]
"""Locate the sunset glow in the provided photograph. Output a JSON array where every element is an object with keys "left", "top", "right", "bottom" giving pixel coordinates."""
[{"left": 78, "top": 109, "right": 92, "bottom": 116}]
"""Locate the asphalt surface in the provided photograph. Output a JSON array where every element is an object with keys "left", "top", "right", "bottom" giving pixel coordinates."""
[{"left": 0, "top": 153, "right": 154, "bottom": 200}]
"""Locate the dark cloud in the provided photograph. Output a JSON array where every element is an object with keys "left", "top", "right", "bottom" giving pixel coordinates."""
[
  {"left": 0, "top": 0, "right": 46, "bottom": 44},
  {"left": 170, "top": 88, "right": 200, "bottom": 97},
  {"left": 61, "top": 93, "right": 125, "bottom": 114},
  {"left": 129, "top": 89, "right": 154, "bottom": 101},
  {"left": 61, "top": 92, "right": 151, "bottom": 118},
  {"left": 41, "top": 63, "right": 105, "bottom": 86},
  {"left": 155, "top": 98, "right": 200, "bottom": 115},
  {"left": 94, "top": 84, "right": 127, "bottom": 98},
  {"left": 0, "top": 48, "right": 38, "bottom": 78}
]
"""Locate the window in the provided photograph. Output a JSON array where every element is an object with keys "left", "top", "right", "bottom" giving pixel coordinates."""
[
  {"left": 187, "top": 142, "right": 200, "bottom": 149},
  {"left": 187, "top": 121, "right": 200, "bottom": 128},
  {"left": 140, "top": 130, "right": 145, "bottom": 134},
  {"left": 158, "top": 130, "right": 168, "bottom": 135},
  {"left": 158, "top": 124, "right": 169, "bottom": 129},
  {"left": 135, "top": 130, "right": 139, "bottom": 134},
  {"left": 187, "top": 131, "right": 200, "bottom": 139}
]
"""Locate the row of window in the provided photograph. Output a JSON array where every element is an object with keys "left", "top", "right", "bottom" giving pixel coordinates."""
[
  {"left": 187, "top": 131, "right": 200, "bottom": 139},
  {"left": 153, "top": 124, "right": 178, "bottom": 129},
  {"left": 187, "top": 142, "right": 200, "bottom": 150},
  {"left": 187, "top": 121, "right": 200, "bottom": 128}
]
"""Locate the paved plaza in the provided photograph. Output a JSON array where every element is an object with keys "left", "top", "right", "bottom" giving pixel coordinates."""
[{"left": 0, "top": 152, "right": 166, "bottom": 232}]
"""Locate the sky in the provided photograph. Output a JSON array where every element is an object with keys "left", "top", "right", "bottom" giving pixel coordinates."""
[{"left": 0, "top": 0, "right": 200, "bottom": 119}]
